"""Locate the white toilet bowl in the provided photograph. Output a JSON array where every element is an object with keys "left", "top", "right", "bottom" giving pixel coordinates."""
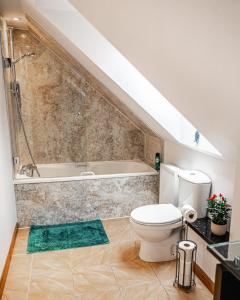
[
  {"left": 130, "top": 204, "right": 183, "bottom": 262},
  {"left": 130, "top": 164, "right": 211, "bottom": 263}
]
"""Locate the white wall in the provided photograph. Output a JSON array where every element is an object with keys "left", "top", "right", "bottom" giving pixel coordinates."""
[
  {"left": 230, "top": 161, "right": 240, "bottom": 240},
  {"left": 0, "top": 52, "right": 17, "bottom": 276},
  {"left": 164, "top": 140, "right": 236, "bottom": 202},
  {"left": 188, "top": 228, "right": 218, "bottom": 282}
]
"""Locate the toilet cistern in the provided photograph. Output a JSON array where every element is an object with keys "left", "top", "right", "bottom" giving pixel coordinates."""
[{"left": 178, "top": 170, "right": 212, "bottom": 218}]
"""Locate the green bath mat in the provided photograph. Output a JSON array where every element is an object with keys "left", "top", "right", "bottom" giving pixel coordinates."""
[{"left": 27, "top": 219, "right": 109, "bottom": 253}]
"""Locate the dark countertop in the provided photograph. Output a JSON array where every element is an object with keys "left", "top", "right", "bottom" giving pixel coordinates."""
[
  {"left": 188, "top": 217, "right": 229, "bottom": 245},
  {"left": 188, "top": 217, "right": 240, "bottom": 281},
  {"left": 207, "top": 242, "right": 240, "bottom": 281}
]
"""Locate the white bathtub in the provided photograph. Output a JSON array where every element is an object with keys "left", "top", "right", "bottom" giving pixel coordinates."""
[{"left": 14, "top": 160, "right": 157, "bottom": 184}]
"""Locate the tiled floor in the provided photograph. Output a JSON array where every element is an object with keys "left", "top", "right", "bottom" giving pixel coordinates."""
[{"left": 3, "top": 218, "right": 213, "bottom": 300}]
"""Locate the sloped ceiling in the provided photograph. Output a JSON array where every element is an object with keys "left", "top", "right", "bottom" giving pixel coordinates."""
[
  {"left": 17, "top": 0, "right": 240, "bottom": 161},
  {"left": 70, "top": 0, "right": 240, "bottom": 161}
]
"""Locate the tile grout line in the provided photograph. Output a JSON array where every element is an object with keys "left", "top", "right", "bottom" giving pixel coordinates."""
[
  {"left": 149, "top": 263, "right": 161, "bottom": 283},
  {"left": 13, "top": 253, "right": 28, "bottom": 257},
  {"left": 69, "top": 248, "right": 77, "bottom": 298},
  {"left": 149, "top": 263, "right": 172, "bottom": 299},
  {"left": 162, "top": 286, "right": 172, "bottom": 300},
  {"left": 26, "top": 254, "right": 33, "bottom": 300},
  {"left": 109, "top": 264, "right": 124, "bottom": 299}
]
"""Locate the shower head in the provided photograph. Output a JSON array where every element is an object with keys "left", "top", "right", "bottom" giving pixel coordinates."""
[{"left": 13, "top": 52, "right": 35, "bottom": 64}]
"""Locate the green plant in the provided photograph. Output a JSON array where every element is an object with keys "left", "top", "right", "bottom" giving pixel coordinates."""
[{"left": 207, "top": 193, "right": 231, "bottom": 225}]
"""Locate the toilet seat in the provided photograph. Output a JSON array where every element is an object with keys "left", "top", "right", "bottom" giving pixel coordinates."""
[{"left": 130, "top": 204, "right": 182, "bottom": 226}]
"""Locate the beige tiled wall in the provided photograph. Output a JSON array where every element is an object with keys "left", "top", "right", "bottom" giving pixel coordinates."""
[
  {"left": 145, "top": 135, "right": 164, "bottom": 167},
  {"left": 13, "top": 29, "right": 146, "bottom": 164}
]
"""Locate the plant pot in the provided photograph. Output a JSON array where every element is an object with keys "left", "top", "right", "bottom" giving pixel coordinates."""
[{"left": 211, "top": 221, "right": 227, "bottom": 236}]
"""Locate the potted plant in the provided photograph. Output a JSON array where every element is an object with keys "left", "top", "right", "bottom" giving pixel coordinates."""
[{"left": 207, "top": 193, "right": 231, "bottom": 236}]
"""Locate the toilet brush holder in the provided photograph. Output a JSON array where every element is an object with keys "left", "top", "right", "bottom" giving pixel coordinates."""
[{"left": 174, "top": 240, "right": 197, "bottom": 290}]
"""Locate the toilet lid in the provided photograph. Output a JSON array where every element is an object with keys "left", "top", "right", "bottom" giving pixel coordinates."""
[
  {"left": 131, "top": 204, "right": 182, "bottom": 225},
  {"left": 179, "top": 170, "right": 211, "bottom": 184}
]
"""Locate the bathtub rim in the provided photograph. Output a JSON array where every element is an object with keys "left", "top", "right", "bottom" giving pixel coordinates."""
[
  {"left": 14, "top": 171, "right": 158, "bottom": 184},
  {"left": 14, "top": 160, "right": 158, "bottom": 185}
]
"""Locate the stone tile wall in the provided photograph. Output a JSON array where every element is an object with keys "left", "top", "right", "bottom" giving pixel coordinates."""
[
  {"left": 145, "top": 135, "right": 164, "bottom": 167},
  {"left": 13, "top": 29, "right": 145, "bottom": 164},
  {"left": 15, "top": 174, "right": 159, "bottom": 227}
]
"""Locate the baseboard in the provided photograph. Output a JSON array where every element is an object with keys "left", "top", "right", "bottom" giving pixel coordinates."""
[
  {"left": 0, "top": 224, "right": 18, "bottom": 299},
  {"left": 195, "top": 262, "right": 215, "bottom": 294}
]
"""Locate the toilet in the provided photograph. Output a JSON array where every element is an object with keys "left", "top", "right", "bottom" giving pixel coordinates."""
[{"left": 130, "top": 164, "right": 211, "bottom": 262}]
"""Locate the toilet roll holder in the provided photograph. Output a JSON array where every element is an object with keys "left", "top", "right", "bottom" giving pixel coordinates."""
[{"left": 174, "top": 239, "right": 197, "bottom": 290}]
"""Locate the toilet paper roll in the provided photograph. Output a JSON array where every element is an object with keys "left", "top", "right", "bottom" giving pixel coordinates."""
[
  {"left": 179, "top": 273, "right": 192, "bottom": 287},
  {"left": 178, "top": 241, "right": 196, "bottom": 287},
  {"left": 178, "top": 240, "right": 196, "bottom": 261},
  {"left": 181, "top": 204, "right": 197, "bottom": 223}
]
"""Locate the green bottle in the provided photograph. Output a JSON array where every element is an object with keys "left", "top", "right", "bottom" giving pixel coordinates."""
[{"left": 155, "top": 153, "right": 161, "bottom": 171}]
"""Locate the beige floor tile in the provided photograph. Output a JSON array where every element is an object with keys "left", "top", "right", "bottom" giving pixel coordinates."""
[
  {"left": 73, "top": 264, "right": 118, "bottom": 293},
  {"left": 164, "top": 286, "right": 189, "bottom": 300},
  {"left": 28, "top": 289, "right": 74, "bottom": 300},
  {"left": 13, "top": 228, "right": 29, "bottom": 255},
  {"left": 3, "top": 220, "right": 214, "bottom": 300},
  {"left": 151, "top": 260, "right": 176, "bottom": 286},
  {"left": 4, "top": 255, "right": 32, "bottom": 292},
  {"left": 171, "top": 263, "right": 209, "bottom": 291},
  {"left": 7, "top": 253, "right": 32, "bottom": 275},
  {"left": 30, "top": 270, "right": 74, "bottom": 296},
  {"left": 112, "top": 259, "right": 158, "bottom": 287},
  {"left": 102, "top": 217, "right": 130, "bottom": 228},
  {"left": 71, "top": 239, "right": 139, "bottom": 271},
  {"left": 74, "top": 287, "right": 122, "bottom": 300},
  {"left": 2, "top": 290, "right": 28, "bottom": 300},
  {"left": 32, "top": 249, "right": 72, "bottom": 275},
  {"left": 31, "top": 250, "right": 73, "bottom": 296},
  {"left": 103, "top": 218, "right": 133, "bottom": 243},
  {"left": 165, "top": 284, "right": 213, "bottom": 300},
  {"left": 71, "top": 244, "right": 109, "bottom": 269},
  {"left": 121, "top": 281, "right": 169, "bottom": 300},
  {"left": 185, "top": 287, "right": 213, "bottom": 300},
  {"left": 1, "top": 294, "right": 7, "bottom": 300},
  {"left": 151, "top": 260, "right": 212, "bottom": 297},
  {"left": 103, "top": 240, "right": 139, "bottom": 265}
]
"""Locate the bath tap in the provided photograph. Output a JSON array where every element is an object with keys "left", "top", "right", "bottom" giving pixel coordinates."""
[{"left": 19, "top": 164, "right": 37, "bottom": 177}]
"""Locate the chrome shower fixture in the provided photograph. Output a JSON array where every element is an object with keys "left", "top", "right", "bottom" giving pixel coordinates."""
[
  {"left": 12, "top": 52, "right": 35, "bottom": 64},
  {"left": 3, "top": 52, "right": 35, "bottom": 68}
]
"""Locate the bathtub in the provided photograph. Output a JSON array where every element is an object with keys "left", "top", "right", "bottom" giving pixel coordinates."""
[
  {"left": 14, "top": 160, "right": 157, "bottom": 184},
  {"left": 14, "top": 160, "right": 159, "bottom": 227}
]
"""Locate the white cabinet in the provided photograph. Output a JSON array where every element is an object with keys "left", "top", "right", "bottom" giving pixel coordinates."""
[{"left": 188, "top": 227, "right": 219, "bottom": 282}]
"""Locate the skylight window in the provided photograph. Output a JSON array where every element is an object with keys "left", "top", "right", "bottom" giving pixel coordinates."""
[{"left": 35, "top": 0, "right": 221, "bottom": 156}]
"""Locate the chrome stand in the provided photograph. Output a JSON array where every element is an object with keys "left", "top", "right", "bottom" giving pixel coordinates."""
[{"left": 174, "top": 240, "right": 197, "bottom": 291}]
